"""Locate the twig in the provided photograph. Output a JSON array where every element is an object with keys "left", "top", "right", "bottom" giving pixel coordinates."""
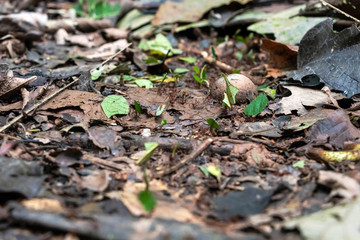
[
  {"left": 154, "top": 138, "right": 213, "bottom": 177},
  {"left": 200, "top": 51, "right": 234, "bottom": 73},
  {"left": 97, "top": 42, "right": 132, "bottom": 68},
  {"left": 82, "top": 154, "right": 126, "bottom": 171},
  {"left": 0, "top": 79, "right": 78, "bottom": 133},
  {"left": 188, "top": 47, "right": 234, "bottom": 73},
  {"left": 320, "top": 0, "right": 360, "bottom": 24}
]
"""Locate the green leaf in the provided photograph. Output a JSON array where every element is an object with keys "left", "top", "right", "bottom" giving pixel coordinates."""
[
  {"left": 91, "top": 66, "right": 104, "bottom": 80},
  {"left": 90, "top": 1, "right": 120, "bottom": 19},
  {"left": 138, "top": 189, "right": 156, "bottom": 211},
  {"left": 207, "top": 165, "right": 221, "bottom": 182},
  {"left": 145, "top": 58, "right": 159, "bottom": 64},
  {"left": 156, "top": 104, "right": 166, "bottom": 116},
  {"left": 192, "top": 74, "right": 202, "bottom": 84},
  {"left": 179, "top": 57, "right": 196, "bottom": 63},
  {"left": 199, "top": 165, "right": 209, "bottom": 177},
  {"left": 192, "top": 66, "right": 200, "bottom": 74},
  {"left": 236, "top": 51, "right": 243, "bottom": 61},
  {"left": 200, "top": 65, "right": 207, "bottom": 80},
  {"left": 258, "top": 84, "right": 276, "bottom": 99},
  {"left": 211, "top": 46, "right": 216, "bottom": 60},
  {"left": 134, "top": 100, "right": 141, "bottom": 114},
  {"left": 121, "top": 74, "right": 135, "bottom": 82},
  {"left": 203, "top": 80, "right": 210, "bottom": 88},
  {"left": 223, "top": 74, "right": 239, "bottom": 105},
  {"left": 174, "top": 68, "right": 190, "bottom": 74},
  {"left": 71, "top": 3, "right": 85, "bottom": 16},
  {"left": 244, "top": 94, "right": 268, "bottom": 116},
  {"left": 138, "top": 33, "right": 182, "bottom": 57},
  {"left": 136, "top": 142, "right": 159, "bottom": 164},
  {"left": 222, "top": 92, "right": 231, "bottom": 109},
  {"left": 261, "top": 88, "right": 276, "bottom": 99},
  {"left": 101, "top": 95, "right": 129, "bottom": 118},
  {"left": 206, "top": 118, "right": 219, "bottom": 132},
  {"left": 293, "top": 160, "right": 305, "bottom": 168},
  {"left": 135, "top": 79, "right": 153, "bottom": 88},
  {"left": 160, "top": 119, "right": 167, "bottom": 127}
]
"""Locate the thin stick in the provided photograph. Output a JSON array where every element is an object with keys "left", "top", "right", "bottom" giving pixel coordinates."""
[
  {"left": 97, "top": 42, "right": 132, "bottom": 68},
  {"left": 320, "top": 0, "right": 360, "bottom": 24},
  {"left": 154, "top": 138, "right": 213, "bottom": 177},
  {"left": 82, "top": 154, "right": 125, "bottom": 171},
  {"left": 0, "top": 78, "right": 78, "bottom": 133}
]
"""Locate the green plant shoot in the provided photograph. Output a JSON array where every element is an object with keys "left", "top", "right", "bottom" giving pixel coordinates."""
[
  {"left": 156, "top": 104, "right": 166, "bottom": 116},
  {"left": 138, "top": 168, "right": 156, "bottom": 211},
  {"left": 222, "top": 73, "right": 239, "bottom": 108},
  {"left": 134, "top": 100, "right": 141, "bottom": 114},
  {"left": 136, "top": 142, "right": 159, "bottom": 164},
  {"left": 206, "top": 118, "right": 219, "bottom": 133}
]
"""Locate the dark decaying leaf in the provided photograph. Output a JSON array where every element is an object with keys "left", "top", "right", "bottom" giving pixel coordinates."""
[
  {"left": 307, "top": 109, "right": 360, "bottom": 148},
  {"left": 288, "top": 18, "right": 360, "bottom": 97},
  {"left": 0, "top": 157, "right": 44, "bottom": 199},
  {"left": 212, "top": 187, "right": 275, "bottom": 220}
]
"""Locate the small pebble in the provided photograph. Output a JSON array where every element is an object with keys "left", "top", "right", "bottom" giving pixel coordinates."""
[{"left": 211, "top": 74, "right": 257, "bottom": 104}]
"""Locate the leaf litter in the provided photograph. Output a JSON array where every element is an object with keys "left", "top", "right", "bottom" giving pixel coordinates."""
[{"left": 1, "top": 0, "right": 360, "bottom": 239}]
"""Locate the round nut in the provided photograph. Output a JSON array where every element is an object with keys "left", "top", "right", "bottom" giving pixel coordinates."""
[{"left": 211, "top": 74, "right": 257, "bottom": 104}]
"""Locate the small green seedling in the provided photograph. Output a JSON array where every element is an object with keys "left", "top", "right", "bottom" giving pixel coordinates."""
[
  {"left": 72, "top": 0, "right": 120, "bottom": 19},
  {"left": 101, "top": 95, "right": 129, "bottom": 118},
  {"left": 200, "top": 165, "right": 221, "bottom": 183},
  {"left": 138, "top": 168, "right": 156, "bottom": 211},
  {"left": 192, "top": 65, "right": 209, "bottom": 87},
  {"left": 206, "top": 118, "right": 219, "bottom": 134},
  {"left": 136, "top": 142, "right": 159, "bottom": 164},
  {"left": 258, "top": 83, "right": 276, "bottom": 99},
  {"left": 247, "top": 49, "right": 255, "bottom": 64},
  {"left": 171, "top": 143, "right": 179, "bottom": 159},
  {"left": 199, "top": 165, "right": 210, "bottom": 177},
  {"left": 134, "top": 100, "right": 142, "bottom": 114},
  {"left": 156, "top": 104, "right": 166, "bottom": 116},
  {"left": 208, "top": 165, "right": 221, "bottom": 183},
  {"left": 90, "top": 66, "right": 104, "bottom": 80},
  {"left": 243, "top": 93, "right": 268, "bottom": 116},
  {"left": 160, "top": 119, "right": 167, "bottom": 128},
  {"left": 211, "top": 46, "right": 217, "bottom": 60},
  {"left": 222, "top": 73, "right": 239, "bottom": 109},
  {"left": 234, "top": 30, "right": 254, "bottom": 43},
  {"left": 293, "top": 160, "right": 305, "bottom": 168}
]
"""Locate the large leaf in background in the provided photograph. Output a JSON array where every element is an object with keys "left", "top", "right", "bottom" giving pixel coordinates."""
[
  {"left": 288, "top": 19, "right": 360, "bottom": 97},
  {"left": 152, "top": 0, "right": 250, "bottom": 25},
  {"left": 248, "top": 17, "right": 326, "bottom": 45},
  {"left": 117, "top": 9, "right": 154, "bottom": 30},
  {"left": 247, "top": 5, "right": 326, "bottom": 45},
  {"left": 284, "top": 196, "right": 360, "bottom": 240}
]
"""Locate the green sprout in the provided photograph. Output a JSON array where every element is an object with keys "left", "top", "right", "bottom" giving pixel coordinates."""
[
  {"left": 192, "top": 65, "right": 209, "bottom": 87},
  {"left": 72, "top": 0, "right": 120, "bottom": 19}
]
